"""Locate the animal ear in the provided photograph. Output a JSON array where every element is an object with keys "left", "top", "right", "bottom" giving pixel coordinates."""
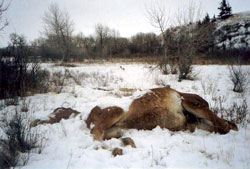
[
  {"left": 92, "top": 106, "right": 102, "bottom": 113},
  {"left": 181, "top": 93, "right": 209, "bottom": 109}
]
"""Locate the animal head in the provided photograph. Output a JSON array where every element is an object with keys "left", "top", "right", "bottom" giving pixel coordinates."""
[{"left": 180, "top": 93, "right": 238, "bottom": 134}]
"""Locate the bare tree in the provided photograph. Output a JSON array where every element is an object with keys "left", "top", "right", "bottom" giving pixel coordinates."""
[
  {"left": 174, "top": 1, "right": 202, "bottom": 81},
  {"left": 146, "top": 2, "right": 169, "bottom": 40},
  {"left": 146, "top": 2, "right": 171, "bottom": 73},
  {"left": 107, "top": 29, "right": 120, "bottom": 57},
  {"left": 174, "top": 0, "right": 201, "bottom": 26},
  {"left": 146, "top": 0, "right": 202, "bottom": 78},
  {"left": 95, "top": 24, "right": 111, "bottom": 57},
  {"left": 130, "top": 32, "right": 160, "bottom": 55},
  {"left": 0, "top": 0, "right": 9, "bottom": 31},
  {"left": 146, "top": 2, "right": 184, "bottom": 75},
  {"left": 43, "top": 3, "right": 74, "bottom": 62}
]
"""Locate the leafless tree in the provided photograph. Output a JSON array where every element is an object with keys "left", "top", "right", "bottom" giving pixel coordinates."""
[
  {"left": 146, "top": 2, "right": 171, "bottom": 73},
  {"left": 146, "top": 0, "right": 202, "bottom": 79},
  {"left": 43, "top": 3, "right": 74, "bottom": 62},
  {"left": 0, "top": 0, "right": 10, "bottom": 31},
  {"left": 146, "top": 2, "right": 169, "bottom": 41},
  {"left": 174, "top": 1, "right": 202, "bottom": 81},
  {"left": 95, "top": 24, "right": 111, "bottom": 57},
  {"left": 146, "top": 2, "right": 170, "bottom": 58},
  {"left": 130, "top": 32, "right": 160, "bottom": 55},
  {"left": 174, "top": 0, "right": 201, "bottom": 26}
]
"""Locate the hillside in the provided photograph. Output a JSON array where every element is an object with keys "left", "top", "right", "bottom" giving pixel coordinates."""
[{"left": 215, "top": 11, "right": 250, "bottom": 49}]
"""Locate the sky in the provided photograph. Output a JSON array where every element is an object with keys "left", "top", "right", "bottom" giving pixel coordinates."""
[{"left": 0, "top": 0, "right": 250, "bottom": 47}]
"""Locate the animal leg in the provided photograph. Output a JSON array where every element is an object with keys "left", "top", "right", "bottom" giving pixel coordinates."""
[
  {"left": 90, "top": 126, "right": 104, "bottom": 141},
  {"left": 103, "top": 127, "right": 123, "bottom": 140},
  {"left": 87, "top": 106, "right": 125, "bottom": 141}
]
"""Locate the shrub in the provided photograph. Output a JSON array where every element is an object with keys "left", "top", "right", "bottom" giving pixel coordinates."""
[
  {"left": 50, "top": 70, "right": 67, "bottom": 93},
  {"left": 160, "top": 27, "right": 196, "bottom": 81},
  {"left": 0, "top": 59, "right": 50, "bottom": 99},
  {"left": 0, "top": 110, "right": 43, "bottom": 169},
  {"left": 211, "top": 97, "right": 249, "bottom": 127},
  {"left": 177, "top": 56, "right": 193, "bottom": 81},
  {"left": 228, "top": 65, "right": 250, "bottom": 93},
  {"left": 0, "top": 33, "right": 50, "bottom": 99}
]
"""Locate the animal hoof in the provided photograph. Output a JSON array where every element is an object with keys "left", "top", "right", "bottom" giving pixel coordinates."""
[
  {"left": 103, "top": 127, "right": 123, "bottom": 140},
  {"left": 121, "top": 137, "right": 136, "bottom": 148},
  {"left": 112, "top": 148, "right": 123, "bottom": 157}
]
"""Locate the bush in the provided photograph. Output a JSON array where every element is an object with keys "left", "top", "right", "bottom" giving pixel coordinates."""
[
  {"left": 0, "top": 59, "right": 50, "bottom": 99},
  {"left": 0, "top": 33, "right": 50, "bottom": 99},
  {"left": 160, "top": 27, "right": 196, "bottom": 81},
  {"left": 177, "top": 56, "right": 193, "bottom": 81},
  {"left": 211, "top": 97, "right": 249, "bottom": 127},
  {"left": 50, "top": 70, "right": 67, "bottom": 93},
  {"left": 228, "top": 65, "right": 250, "bottom": 93},
  {"left": 0, "top": 110, "right": 43, "bottom": 169},
  {"left": 25, "top": 64, "right": 50, "bottom": 94}
]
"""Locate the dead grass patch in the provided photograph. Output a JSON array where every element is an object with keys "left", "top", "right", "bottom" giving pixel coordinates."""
[
  {"left": 107, "top": 88, "right": 138, "bottom": 98},
  {"left": 76, "top": 57, "right": 159, "bottom": 64},
  {"left": 119, "top": 88, "right": 137, "bottom": 93},
  {"left": 54, "top": 63, "right": 78, "bottom": 67}
]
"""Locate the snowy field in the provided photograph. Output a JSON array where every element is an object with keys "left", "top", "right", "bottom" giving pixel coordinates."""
[{"left": 1, "top": 62, "right": 250, "bottom": 169}]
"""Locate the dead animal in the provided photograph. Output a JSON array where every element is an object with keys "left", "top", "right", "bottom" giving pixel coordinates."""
[{"left": 86, "top": 87, "right": 238, "bottom": 141}]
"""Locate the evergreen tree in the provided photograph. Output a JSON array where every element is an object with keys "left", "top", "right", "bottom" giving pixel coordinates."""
[
  {"left": 197, "top": 20, "right": 202, "bottom": 27},
  {"left": 218, "top": 0, "right": 232, "bottom": 19},
  {"left": 202, "top": 13, "right": 210, "bottom": 25},
  {"left": 212, "top": 15, "right": 216, "bottom": 22}
]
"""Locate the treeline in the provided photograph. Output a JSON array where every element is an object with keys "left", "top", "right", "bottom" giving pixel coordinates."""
[
  {"left": 36, "top": 29, "right": 163, "bottom": 61},
  {"left": 0, "top": 22, "right": 214, "bottom": 62},
  {"left": 1, "top": 30, "right": 163, "bottom": 61}
]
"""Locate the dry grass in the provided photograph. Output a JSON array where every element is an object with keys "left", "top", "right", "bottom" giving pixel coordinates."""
[
  {"left": 119, "top": 88, "right": 137, "bottom": 93},
  {"left": 107, "top": 88, "right": 138, "bottom": 98},
  {"left": 71, "top": 57, "right": 159, "bottom": 64},
  {"left": 54, "top": 63, "right": 78, "bottom": 67},
  {"left": 193, "top": 56, "right": 250, "bottom": 65},
  {"left": 47, "top": 55, "right": 250, "bottom": 65}
]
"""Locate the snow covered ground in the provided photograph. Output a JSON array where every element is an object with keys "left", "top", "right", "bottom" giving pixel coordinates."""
[{"left": 1, "top": 62, "right": 250, "bottom": 169}]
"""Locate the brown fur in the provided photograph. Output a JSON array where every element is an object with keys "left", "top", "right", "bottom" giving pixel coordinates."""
[
  {"left": 86, "top": 106, "right": 124, "bottom": 141},
  {"left": 179, "top": 92, "right": 238, "bottom": 134},
  {"left": 121, "top": 137, "right": 136, "bottom": 148},
  {"left": 112, "top": 148, "right": 123, "bottom": 156},
  {"left": 86, "top": 87, "right": 238, "bottom": 141},
  {"left": 103, "top": 127, "right": 123, "bottom": 140},
  {"left": 117, "top": 88, "right": 186, "bottom": 131},
  {"left": 31, "top": 107, "right": 80, "bottom": 127}
]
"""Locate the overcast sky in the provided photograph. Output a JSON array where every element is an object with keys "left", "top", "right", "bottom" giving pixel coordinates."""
[{"left": 0, "top": 0, "right": 250, "bottom": 47}]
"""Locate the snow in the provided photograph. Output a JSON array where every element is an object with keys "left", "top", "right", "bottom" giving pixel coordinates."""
[
  {"left": 1, "top": 62, "right": 250, "bottom": 169},
  {"left": 215, "top": 11, "right": 250, "bottom": 49},
  {"left": 216, "top": 11, "right": 250, "bottom": 29}
]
